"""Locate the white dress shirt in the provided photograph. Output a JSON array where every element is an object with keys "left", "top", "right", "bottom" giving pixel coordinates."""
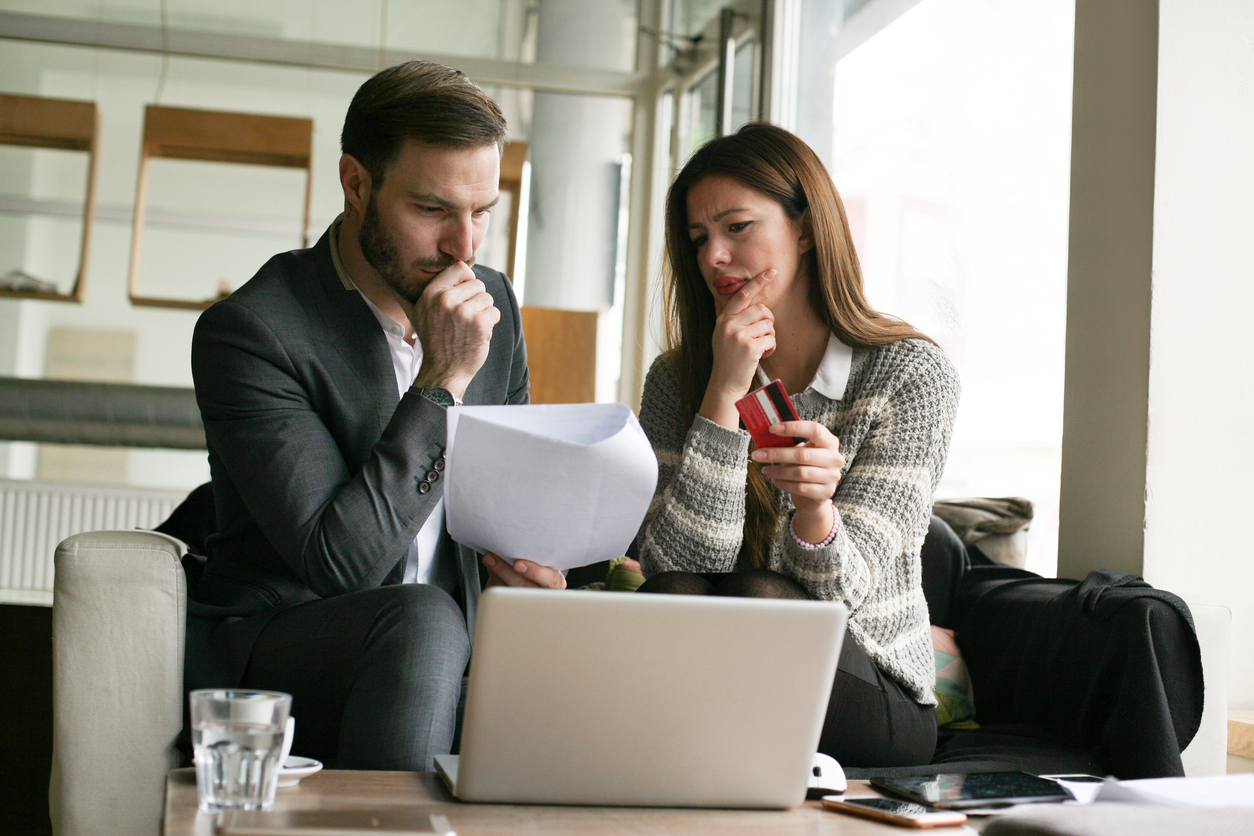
[{"left": 807, "top": 333, "right": 854, "bottom": 400}]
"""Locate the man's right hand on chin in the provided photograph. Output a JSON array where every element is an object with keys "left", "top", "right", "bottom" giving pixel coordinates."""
[{"left": 410, "top": 262, "right": 500, "bottom": 400}]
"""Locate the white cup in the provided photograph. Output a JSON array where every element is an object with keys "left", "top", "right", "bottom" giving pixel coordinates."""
[
  {"left": 278, "top": 715, "right": 295, "bottom": 768},
  {"left": 190, "top": 689, "right": 292, "bottom": 814}
]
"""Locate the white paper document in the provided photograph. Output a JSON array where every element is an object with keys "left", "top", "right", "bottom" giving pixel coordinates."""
[
  {"left": 444, "top": 403, "right": 658, "bottom": 571},
  {"left": 1092, "top": 773, "right": 1254, "bottom": 807}
]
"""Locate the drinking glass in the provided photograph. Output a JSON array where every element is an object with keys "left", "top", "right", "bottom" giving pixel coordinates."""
[{"left": 190, "top": 689, "right": 292, "bottom": 814}]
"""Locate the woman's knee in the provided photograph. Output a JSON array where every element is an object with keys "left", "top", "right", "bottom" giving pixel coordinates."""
[
  {"left": 715, "top": 569, "right": 811, "bottom": 599},
  {"left": 821, "top": 666, "right": 938, "bottom": 767}
]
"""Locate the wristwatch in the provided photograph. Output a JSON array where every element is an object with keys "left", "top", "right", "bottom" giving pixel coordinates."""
[{"left": 413, "top": 386, "right": 463, "bottom": 408}]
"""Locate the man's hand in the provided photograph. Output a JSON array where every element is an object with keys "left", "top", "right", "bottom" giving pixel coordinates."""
[
  {"left": 410, "top": 262, "right": 500, "bottom": 400},
  {"left": 482, "top": 552, "right": 567, "bottom": 590}
]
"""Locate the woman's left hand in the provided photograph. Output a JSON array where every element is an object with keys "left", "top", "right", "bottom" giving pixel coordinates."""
[{"left": 752, "top": 420, "right": 845, "bottom": 540}]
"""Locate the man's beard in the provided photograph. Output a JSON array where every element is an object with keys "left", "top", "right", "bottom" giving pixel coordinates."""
[{"left": 357, "top": 195, "right": 462, "bottom": 304}]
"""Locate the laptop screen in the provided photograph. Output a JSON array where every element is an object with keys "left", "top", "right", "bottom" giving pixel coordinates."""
[{"left": 452, "top": 587, "right": 847, "bottom": 809}]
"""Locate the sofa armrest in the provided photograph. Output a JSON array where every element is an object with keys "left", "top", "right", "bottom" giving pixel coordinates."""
[
  {"left": 50, "top": 530, "right": 187, "bottom": 836},
  {"left": 1178, "top": 597, "right": 1231, "bottom": 777},
  {"left": 954, "top": 568, "right": 1204, "bottom": 778}
]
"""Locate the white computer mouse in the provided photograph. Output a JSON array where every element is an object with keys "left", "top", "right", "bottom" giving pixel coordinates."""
[{"left": 807, "top": 751, "right": 847, "bottom": 796}]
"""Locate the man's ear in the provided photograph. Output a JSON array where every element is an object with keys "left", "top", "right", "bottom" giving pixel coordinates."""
[
  {"left": 339, "top": 154, "right": 371, "bottom": 215},
  {"left": 798, "top": 209, "right": 815, "bottom": 255}
]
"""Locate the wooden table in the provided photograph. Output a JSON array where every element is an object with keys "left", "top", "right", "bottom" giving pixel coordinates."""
[{"left": 164, "top": 768, "right": 982, "bottom": 834}]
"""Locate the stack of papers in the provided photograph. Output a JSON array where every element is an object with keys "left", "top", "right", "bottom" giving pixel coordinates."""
[
  {"left": 1084, "top": 773, "right": 1254, "bottom": 807},
  {"left": 970, "top": 774, "right": 1254, "bottom": 816}
]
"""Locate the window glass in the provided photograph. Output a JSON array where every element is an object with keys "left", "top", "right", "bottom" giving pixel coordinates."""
[
  {"left": 4, "top": 0, "right": 640, "bottom": 70},
  {"left": 0, "top": 146, "right": 90, "bottom": 296},
  {"left": 731, "top": 40, "right": 756, "bottom": 131},
  {"left": 133, "top": 158, "right": 309, "bottom": 307},
  {"left": 516, "top": 89, "right": 634, "bottom": 401},
  {"left": 676, "top": 39, "right": 756, "bottom": 161},
  {"left": 686, "top": 70, "right": 720, "bottom": 152},
  {"left": 669, "top": 0, "right": 733, "bottom": 38},
  {"left": 825, "top": 0, "right": 1075, "bottom": 576},
  {"left": 0, "top": 26, "right": 640, "bottom": 487}
]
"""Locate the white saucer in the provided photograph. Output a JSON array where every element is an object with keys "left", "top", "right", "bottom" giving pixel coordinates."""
[{"left": 277, "top": 756, "right": 323, "bottom": 788}]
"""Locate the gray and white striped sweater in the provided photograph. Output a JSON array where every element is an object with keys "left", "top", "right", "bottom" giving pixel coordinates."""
[{"left": 634, "top": 338, "right": 960, "bottom": 704}]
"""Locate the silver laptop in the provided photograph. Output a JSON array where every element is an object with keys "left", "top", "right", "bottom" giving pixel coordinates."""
[{"left": 435, "top": 586, "right": 847, "bottom": 809}]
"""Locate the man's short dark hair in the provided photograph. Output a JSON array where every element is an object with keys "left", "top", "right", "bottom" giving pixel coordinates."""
[{"left": 341, "top": 60, "right": 507, "bottom": 186}]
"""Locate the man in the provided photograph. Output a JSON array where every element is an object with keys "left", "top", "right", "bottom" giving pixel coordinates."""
[{"left": 188, "top": 61, "right": 564, "bottom": 772}]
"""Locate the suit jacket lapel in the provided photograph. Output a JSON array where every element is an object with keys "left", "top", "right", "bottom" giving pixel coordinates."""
[
  {"left": 307, "top": 229, "right": 399, "bottom": 434},
  {"left": 305, "top": 226, "right": 481, "bottom": 628}
]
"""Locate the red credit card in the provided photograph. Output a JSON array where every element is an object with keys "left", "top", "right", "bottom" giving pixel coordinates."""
[{"left": 735, "top": 379, "right": 802, "bottom": 448}]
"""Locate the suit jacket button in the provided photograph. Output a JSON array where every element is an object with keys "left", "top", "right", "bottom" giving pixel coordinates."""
[
  {"left": 434, "top": 457, "right": 446, "bottom": 471},
  {"left": 425, "top": 470, "right": 439, "bottom": 483},
  {"left": 418, "top": 480, "right": 432, "bottom": 494}
]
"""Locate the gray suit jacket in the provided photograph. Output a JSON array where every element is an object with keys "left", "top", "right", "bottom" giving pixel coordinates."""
[{"left": 190, "top": 225, "right": 529, "bottom": 641}]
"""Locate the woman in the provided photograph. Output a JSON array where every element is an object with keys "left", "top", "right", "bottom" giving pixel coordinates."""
[{"left": 633, "top": 123, "right": 959, "bottom": 767}]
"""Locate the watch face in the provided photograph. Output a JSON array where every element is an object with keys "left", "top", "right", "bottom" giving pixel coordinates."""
[{"left": 418, "top": 386, "right": 455, "bottom": 407}]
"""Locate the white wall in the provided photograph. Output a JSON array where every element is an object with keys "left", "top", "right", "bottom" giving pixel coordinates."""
[
  {"left": 1062, "top": 0, "right": 1254, "bottom": 710},
  {"left": 1058, "top": 0, "right": 1156, "bottom": 582},
  {"left": 1144, "top": 0, "right": 1254, "bottom": 708}
]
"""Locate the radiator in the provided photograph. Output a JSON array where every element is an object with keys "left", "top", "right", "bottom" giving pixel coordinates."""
[{"left": 0, "top": 479, "right": 187, "bottom": 595}]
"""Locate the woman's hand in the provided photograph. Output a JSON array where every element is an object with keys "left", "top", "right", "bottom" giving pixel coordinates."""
[
  {"left": 699, "top": 268, "right": 776, "bottom": 429},
  {"left": 482, "top": 552, "right": 567, "bottom": 589},
  {"left": 752, "top": 420, "right": 845, "bottom": 543}
]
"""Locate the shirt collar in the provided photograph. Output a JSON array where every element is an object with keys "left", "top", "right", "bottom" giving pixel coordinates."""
[
  {"left": 328, "top": 213, "right": 356, "bottom": 291},
  {"left": 807, "top": 333, "right": 854, "bottom": 400}
]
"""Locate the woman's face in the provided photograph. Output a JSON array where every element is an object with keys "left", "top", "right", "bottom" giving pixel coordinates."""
[{"left": 685, "top": 174, "right": 812, "bottom": 315}]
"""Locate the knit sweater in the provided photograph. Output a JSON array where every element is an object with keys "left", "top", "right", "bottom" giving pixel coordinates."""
[{"left": 634, "top": 338, "right": 960, "bottom": 704}]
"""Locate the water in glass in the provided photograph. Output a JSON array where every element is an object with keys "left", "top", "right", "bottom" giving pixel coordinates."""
[{"left": 193, "top": 719, "right": 286, "bottom": 813}]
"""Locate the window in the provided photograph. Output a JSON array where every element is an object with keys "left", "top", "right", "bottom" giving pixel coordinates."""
[{"left": 815, "top": 0, "right": 1075, "bottom": 576}]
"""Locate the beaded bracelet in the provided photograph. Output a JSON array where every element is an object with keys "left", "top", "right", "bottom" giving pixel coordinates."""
[{"left": 790, "top": 502, "right": 840, "bottom": 549}]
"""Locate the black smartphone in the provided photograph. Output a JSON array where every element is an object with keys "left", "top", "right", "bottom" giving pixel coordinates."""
[{"left": 869, "top": 771, "right": 1073, "bottom": 810}]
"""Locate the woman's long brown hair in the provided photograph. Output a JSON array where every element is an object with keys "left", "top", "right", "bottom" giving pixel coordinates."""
[{"left": 661, "top": 123, "right": 933, "bottom": 568}]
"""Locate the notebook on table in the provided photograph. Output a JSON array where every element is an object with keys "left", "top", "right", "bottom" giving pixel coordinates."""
[{"left": 435, "top": 586, "right": 847, "bottom": 809}]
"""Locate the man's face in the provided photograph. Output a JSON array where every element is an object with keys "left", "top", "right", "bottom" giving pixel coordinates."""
[{"left": 357, "top": 139, "right": 501, "bottom": 304}]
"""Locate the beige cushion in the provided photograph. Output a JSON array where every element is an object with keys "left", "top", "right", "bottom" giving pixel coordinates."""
[{"left": 50, "top": 530, "right": 187, "bottom": 836}]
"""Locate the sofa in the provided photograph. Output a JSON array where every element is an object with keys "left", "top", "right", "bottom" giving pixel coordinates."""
[{"left": 48, "top": 517, "right": 1231, "bottom": 836}]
